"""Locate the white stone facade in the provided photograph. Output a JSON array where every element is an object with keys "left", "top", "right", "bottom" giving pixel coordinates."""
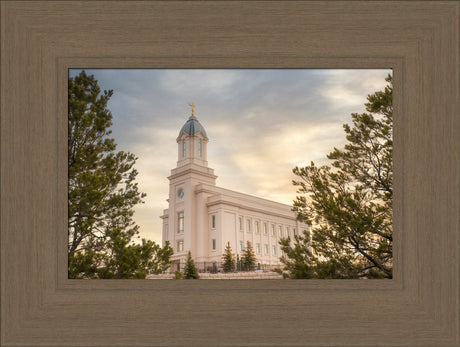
[{"left": 161, "top": 113, "right": 310, "bottom": 272}]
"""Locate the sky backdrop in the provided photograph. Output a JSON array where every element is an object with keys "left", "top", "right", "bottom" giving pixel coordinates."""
[{"left": 69, "top": 69, "right": 391, "bottom": 244}]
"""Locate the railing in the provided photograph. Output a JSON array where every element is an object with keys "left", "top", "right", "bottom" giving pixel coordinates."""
[{"left": 170, "top": 261, "right": 280, "bottom": 274}]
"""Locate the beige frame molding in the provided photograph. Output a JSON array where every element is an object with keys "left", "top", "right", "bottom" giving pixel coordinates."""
[{"left": 1, "top": 1, "right": 459, "bottom": 346}]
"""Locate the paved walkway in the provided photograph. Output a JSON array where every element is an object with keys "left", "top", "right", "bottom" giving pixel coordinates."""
[{"left": 147, "top": 271, "right": 283, "bottom": 280}]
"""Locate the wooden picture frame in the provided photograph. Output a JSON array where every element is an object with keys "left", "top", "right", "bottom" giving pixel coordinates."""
[{"left": 1, "top": 1, "right": 459, "bottom": 346}]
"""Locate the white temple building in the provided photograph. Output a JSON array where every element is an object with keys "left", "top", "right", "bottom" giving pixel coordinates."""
[{"left": 161, "top": 106, "right": 310, "bottom": 272}]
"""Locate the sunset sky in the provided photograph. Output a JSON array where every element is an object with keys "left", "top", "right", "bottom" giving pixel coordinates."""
[{"left": 69, "top": 68, "right": 391, "bottom": 244}]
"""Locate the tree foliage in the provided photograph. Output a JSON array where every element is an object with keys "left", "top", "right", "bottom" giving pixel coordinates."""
[
  {"left": 222, "top": 242, "right": 236, "bottom": 273},
  {"left": 68, "top": 70, "right": 173, "bottom": 279},
  {"left": 280, "top": 74, "right": 393, "bottom": 279},
  {"left": 241, "top": 241, "right": 257, "bottom": 271},
  {"left": 277, "top": 232, "right": 360, "bottom": 279},
  {"left": 183, "top": 251, "right": 200, "bottom": 279}
]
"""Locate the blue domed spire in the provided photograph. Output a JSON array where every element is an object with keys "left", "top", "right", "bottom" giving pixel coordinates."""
[{"left": 179, "top": 115, "right": 208, "bottom": 139}]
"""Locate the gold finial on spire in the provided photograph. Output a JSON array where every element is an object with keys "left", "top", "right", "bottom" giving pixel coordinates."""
[{"left": 188, "top": 103, "right": 195, "bottom": 116}]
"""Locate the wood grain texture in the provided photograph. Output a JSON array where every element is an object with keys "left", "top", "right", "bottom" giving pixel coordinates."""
[{"left": 1, "top": 1, "right": 459, "bottom": 346}]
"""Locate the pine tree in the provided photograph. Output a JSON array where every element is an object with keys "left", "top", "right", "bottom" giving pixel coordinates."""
[
  {"left": 281, "top": 74, "right": 393, "bottom": 279},
  {"left": 236, "top": 254, "right": 241, "bottom": 271},
  {"left": 222, "top": 242, "right": 236, "bottom": 273},
  {"left": 241, "top": 241, "right": 257, "bottom": 271},
  {"left": 183, "top": 251, "right": 200, "bottom": 279},
  {"left": 68, "top": 70, "right": 173, "bottom": 279}
]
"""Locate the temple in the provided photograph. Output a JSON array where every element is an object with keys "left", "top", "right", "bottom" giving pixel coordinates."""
[{"left": 161, "top": 107, "right": 310, "bottom": 272}]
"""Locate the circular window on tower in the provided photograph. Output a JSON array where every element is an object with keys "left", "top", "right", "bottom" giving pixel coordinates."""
[{"left": 178, "top": 189, "right": 184, "bottom": 199}]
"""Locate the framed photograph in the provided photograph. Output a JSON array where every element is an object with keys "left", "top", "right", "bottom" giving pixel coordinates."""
[
  {"left": 67, "top": 68, "right": 393, "bottom": 281},
  {"left": 1, "top": 2, "right": 459, "bottom": 346}
]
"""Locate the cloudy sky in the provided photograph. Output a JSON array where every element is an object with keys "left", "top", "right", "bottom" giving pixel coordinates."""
[{"left": 69, "top": 68, "right": 391, "bottom": 244}]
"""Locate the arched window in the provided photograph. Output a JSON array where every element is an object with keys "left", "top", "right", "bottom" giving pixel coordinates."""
[
  {"left": 182, "top": 140, "right": 186, "bottom": 157},
  {"left": 198, "top": 138, "right": 202, "bottom": 157}
]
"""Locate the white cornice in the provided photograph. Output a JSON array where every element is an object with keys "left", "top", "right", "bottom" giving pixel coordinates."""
[
  {"left": 168, "top": 164, "right": 217, "bottom": 181},
  {"left": 176, "top": 131, "right": 208, "bottom": 142},
  {"left": 197, "top": 183, "right": 298, "bottom": 220},
  {"left": 206, "top": 198, "right": 296, "bottom": 220},
  {"left": 194, "top": 186, "right": 219, "bottom": 196},
  {"left": 195, "top": 183, "right": 294, "bottom": 212}
]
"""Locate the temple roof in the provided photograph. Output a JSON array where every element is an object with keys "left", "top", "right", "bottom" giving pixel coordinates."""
[{"left": 179, "top": 115, "right": 208, "bottom": 138}]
